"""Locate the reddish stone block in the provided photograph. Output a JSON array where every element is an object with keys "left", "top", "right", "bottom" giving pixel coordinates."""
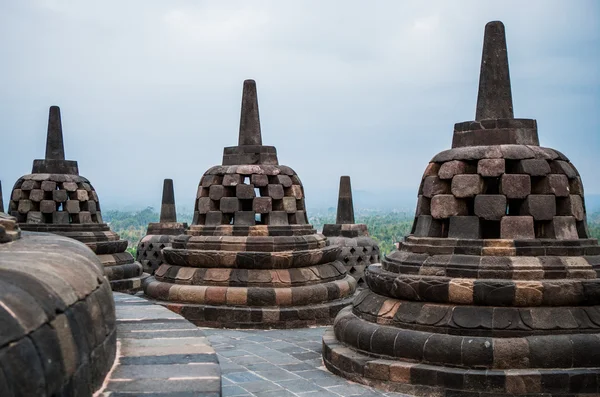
[
  {"left": 451, "top": 174, "right": 483, "bottom": 198},
  {"left": 520, "top": 195, "right": 555, "bottom": 221},
  {"left": 533, "top": 174, "right": 569, "bottom": 196},
  {"left": 431, "top": 195, "right": 468, "bottom": 219},
  {"left": 40, "top": 200, "right": 56, "bottom": 213},
  {"left": 285, "top": 185, "right": 304, "bottom": 199},
  {"left": 438, "top": 160, "right": 474, "bottom": 179},
  {"left": 20, "top": 180, "right": 39, "bottom": 191},
  {"left": 478, "top": 158, "right": 505, "bottom": 177},
  {"left": 500, "top": 216, "right": 534, "bottom": 239},
  {"left": 222, "top": 174, "right": 241, "bottom": 186},
  {"left": 253, "top": 197, "right": 272, "bottom": 213},
  {"left": 500, "top": 174, "right": 531, "bottom": 199},
  {"left": 422, "top": 176, "right": 450, "bottom": 198},
  {"left": 251, "top": 174, "right": 269, "bottom": 187},
  {"left": 236, "top": 184, "right": 255, "bottom": 199},
  {"left": 474, "top": 195, "right": 506, "bottom": 220},
  {"left": 423, "top": 162, "right": 441, "bottom": 177}
]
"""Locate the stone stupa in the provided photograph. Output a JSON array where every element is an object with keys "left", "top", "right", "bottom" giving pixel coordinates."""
[
  {"left": 323, "top": 21, "right": 600, "bottom": 396},
  {"left": 137, "top": 178, "right": 188, "bottom": 274},
  {"left": 0, "top": 187, "right": 117, "bottom": 396},
  {"left": 8, "top": 106, "right": 149, "bottom": 293},
  {"left": 322, "top": 176, "right": 380, "bottom": 287},
  {"left": 144, "top": 80, "right": 357, "bottom": 328}
]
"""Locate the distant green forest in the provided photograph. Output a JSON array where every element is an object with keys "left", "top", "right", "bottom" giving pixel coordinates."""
[{"left": 105, "top": 208, "right": 600, "bottom": 257}]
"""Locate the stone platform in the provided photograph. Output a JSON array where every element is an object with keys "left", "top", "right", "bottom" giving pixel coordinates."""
[{"left": 98, "top": 293, "right": 222, "bottom": 396}]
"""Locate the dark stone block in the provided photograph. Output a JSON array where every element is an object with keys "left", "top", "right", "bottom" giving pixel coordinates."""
[
  {"left": 474, "top": 195, "right": 506, "bottom": 220},
  {"left": 234, "top": 211, "right": 255, "bottom": 226},
  {"left": 473, "top": 281, "right": 515, "bottom": 306},
  {"left": 423, "top": 334, "right": 462, "bottom": 365},
  {"left": 516, "top": 159, "right": 551, "bottom": 176},
  {"left": 520, "top": 195, "right": 556, "bottom": 221},
  {"left": 393, "top": 329, "right": 430, "bottom": 360},
  {"left": 448, "top": 216, "right": 481, "bottom": 239}
]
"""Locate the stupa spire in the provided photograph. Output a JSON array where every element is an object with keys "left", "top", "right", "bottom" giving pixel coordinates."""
[
  {"left": 0, "top": 180, "right": 4, "bottom": 213},
  {"left": 475, "top": 21, "right": 514, "bottom": 120},
  {"left": 45, "top": 106, "right": 66, "bottom": 160},
  {"left": 238, "top": 79, "right": 262, "bottom": 146},
  {"left": 159, "top": 179, "right": 177, "bottom": 223},
  {"left": 336, "top": 176, "right": 355, "bottom": 224}
]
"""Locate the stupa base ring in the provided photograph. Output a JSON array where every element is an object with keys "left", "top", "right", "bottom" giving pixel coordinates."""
[
  {"left": 145, "top": 296, "right": 354, "bottom": 329},
  {"left": 323, "top": 308, "right": 600, "bottom": 396},
  {"left": 109, "top": 273, "right": 150, "bottom": 293}
]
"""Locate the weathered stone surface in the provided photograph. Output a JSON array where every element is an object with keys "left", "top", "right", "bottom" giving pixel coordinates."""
[
  {"left": 448, "top": 216, "right": 481, "bottom": 239},
  {"left": 451, "top": 174, "right": 483, "bottom": 198},
  {"left": 431, "top": 195, "right": 468, "bottom": 219},
  {"left": 500, "top": 216, "right": 534, "bottom": 239},
  {"left": 0, "top": 223, "right": 116, "bottom": 397},
  {"left": 477, "top": 158, "right": 505, "bottom": 177},
  {"left": 323, "top": 21, "right": 600, "bottom": 396},
  {"left": 474, "top": 195, "right": 507, "bottom": 220},
  {"left": 10, "top": 106, "right": 149, "bottom": 293},
  {"left": 144, "top": 80, "right": 355, "bottom": 329},
  {"left": 500, "top": 174, "right": 531, "bottom": 199},
  {"left": 520, "top": 195, "right": 556, "bottom": 221}
]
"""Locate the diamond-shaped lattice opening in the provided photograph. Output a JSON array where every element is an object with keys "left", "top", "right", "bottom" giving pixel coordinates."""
[
  {"left": 350, "top": 267, "right": 357, "bottom": 274},
  {"left": 362, "top": 247, "right": 368, "bottom": 253},
  {"left": 148, "top": 243, "right": 154, "bottom": 250},
  {"left": 343, "top": 257, "right": 350, "bottom": 263},
  {"left": 357, "top": 256, "right": 363, "bottom": 263},
  {"left": 153, "top": 251, "right": 160, "bottom": 258},
  {"left": 159, "top": 244, "right": 166, "bottom": 249},
  {"left": 350, "top": 248, "right": 356, "bottom": 254}
]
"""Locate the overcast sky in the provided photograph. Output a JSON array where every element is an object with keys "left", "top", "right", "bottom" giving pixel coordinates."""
[{"left": 1, "top": 1, "right": 598, "bottom": 212}]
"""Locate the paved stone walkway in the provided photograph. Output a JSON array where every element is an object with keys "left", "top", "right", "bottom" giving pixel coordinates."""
[{"left": 203, "top": 327, "right": 410, "bottom": 397}]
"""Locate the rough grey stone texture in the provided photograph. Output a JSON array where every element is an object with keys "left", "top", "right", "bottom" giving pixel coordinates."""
[{"left": 0, "top": 215, "right": 116, "bottom": 397}]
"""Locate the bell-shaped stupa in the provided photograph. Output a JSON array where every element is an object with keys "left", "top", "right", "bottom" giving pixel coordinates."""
[
  {"left": 323, "top": 21, "right": 600, "bottom": 396},
  {"left": 137, "top": 179, "right": 188, "bottom": 274},
  {"left": 8, "top": 106, "right": 149, "bottom": 293},
  {"left": 322, "top": 176, "right": 380, "bottom": 287},
  {"left": 144, "top": 80, "right": 357, "bottom": 328}
]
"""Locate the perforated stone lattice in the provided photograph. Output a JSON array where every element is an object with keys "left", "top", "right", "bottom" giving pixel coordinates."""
[
  {"left": 414, "top": 148, "right": 587, "bottom": 240},
  {"left": 194, "top": 164, "right": 307, "bottom": 226},
  {"left": 328, "top": 238, "right": 380, "bottom": 286},
  {"left": 9, "top": 174, "right": 102, "bottom": 224}
]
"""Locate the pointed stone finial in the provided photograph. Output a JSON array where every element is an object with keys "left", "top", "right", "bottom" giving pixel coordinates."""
[
  {"left": 45, "top": 106, "right": 66, "bottom": 160},
  {"left": 238, "top": 79, "right": 262, "bottom": 146},
  {"left": 0, "top": 181, "right": 4, "bottom": 213},
  {"left": 336, "top": 176, "right": 355, "bottom": 224},
  {"left": 475, "top": 21, "right": 514, "bottom": 120},
  {"left": 159, "top": 179, "right": 177, "bottom": 223}
]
